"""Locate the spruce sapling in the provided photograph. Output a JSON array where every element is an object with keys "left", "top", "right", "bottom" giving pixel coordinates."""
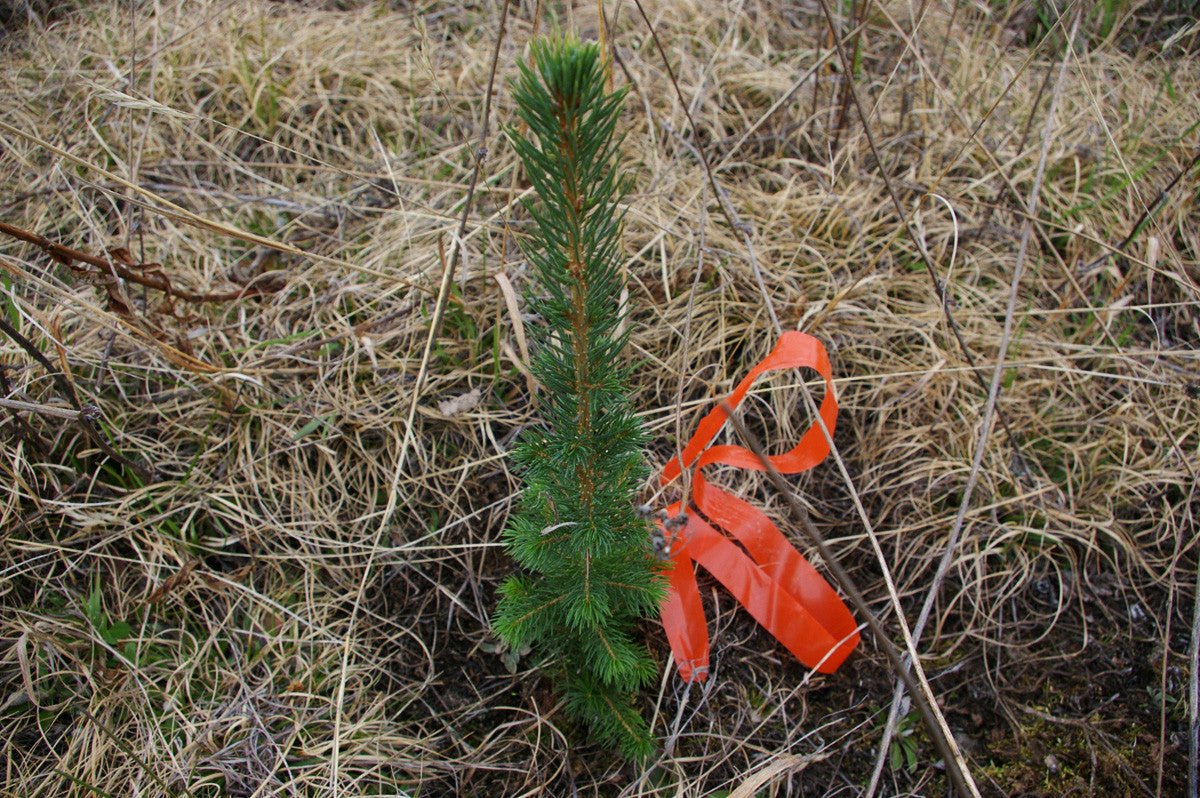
[{"left": 492, "top": 38, "right": 664, "bottom": 759}]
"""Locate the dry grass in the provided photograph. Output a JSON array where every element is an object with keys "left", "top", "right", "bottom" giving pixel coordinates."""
[{"left": 1, "top": 1, "right": 1197, "bottom": 795}]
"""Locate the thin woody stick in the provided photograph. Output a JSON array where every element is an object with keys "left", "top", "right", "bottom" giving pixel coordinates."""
[
  {"left": 0, "top": 397, "right": 94, "bottom": 420},
  {"left": 720, "top": 401, "right": 982, "bottom": 798},
  {"left": 0, "top": 315, "right": 152, "bottom": 482},
  {"left": 0, "top": 220, "right": 280, "bottom": 303}
]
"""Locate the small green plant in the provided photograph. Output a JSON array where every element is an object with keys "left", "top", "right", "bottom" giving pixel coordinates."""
[
  {"left": 492, "top": 38, "right": 664, "bottom": 759},
  {"left": 86, "top": 573, "right": 134, "bottom": 662},
  {"left": 889, "top": 709, "right": 922, "bottom": 773}
]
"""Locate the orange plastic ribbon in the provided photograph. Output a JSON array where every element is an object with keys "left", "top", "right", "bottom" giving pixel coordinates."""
[{"left": 657, "top": 331, "right": 860, "bottom": 682}]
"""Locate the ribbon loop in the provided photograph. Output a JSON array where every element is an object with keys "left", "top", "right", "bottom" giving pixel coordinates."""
[{"left": 658, "top": 331, "right": 859, "bottom": 682}]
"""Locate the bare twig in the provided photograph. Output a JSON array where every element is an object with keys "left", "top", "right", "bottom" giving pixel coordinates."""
[
  {"left": 1079, "top": 146, "right": 1200, "bottom": 274},
  {"left": 867, "top": 7, "right": 1082, "bottom": 794},
  {"left": 721, "top": 402, "right": 982, "bottom": 798},
  {"left": 0, "top": 315, "right": 151, "bottom": 482},
  {"left": 0, "top": 220, "right": 281, "bottom": 303},
  {"left": 628, "top": 0, "right": 781, "bottom": 331},
  {"left": 0, "top": 397, "right": 93, "bottom": 420},
  {"left": 828, "top": 0, "right": 863, "bottom": 156},
  {"left": 813, "top": 0, "right": 1034, "bottom": 479}
]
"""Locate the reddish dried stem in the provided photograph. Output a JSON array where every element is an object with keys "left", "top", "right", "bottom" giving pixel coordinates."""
[{"left": 0, "top": 220, "right": 283, "bottom": 303}]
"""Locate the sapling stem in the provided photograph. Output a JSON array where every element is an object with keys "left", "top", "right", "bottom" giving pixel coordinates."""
[{"left": 492, "top": 38, "right": 664, "bottom": 760}]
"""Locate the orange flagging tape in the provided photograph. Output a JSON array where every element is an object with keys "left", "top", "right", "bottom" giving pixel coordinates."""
[{"left": 657, "top": 331, "right": 860, "bottom": 682}]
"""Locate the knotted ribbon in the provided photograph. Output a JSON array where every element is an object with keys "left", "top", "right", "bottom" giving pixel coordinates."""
[{"left": 657, "top": 331, "right": 860, "bottom": 682}]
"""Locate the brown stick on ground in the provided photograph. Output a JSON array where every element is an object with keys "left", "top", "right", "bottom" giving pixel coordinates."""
[{"left": 0, "top": 220, "right": 283, "bottom": 302}]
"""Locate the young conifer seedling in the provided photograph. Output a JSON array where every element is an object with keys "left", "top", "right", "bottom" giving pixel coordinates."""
[{"left": 493, "top": 38, "right": 664, "bottom": 759}]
